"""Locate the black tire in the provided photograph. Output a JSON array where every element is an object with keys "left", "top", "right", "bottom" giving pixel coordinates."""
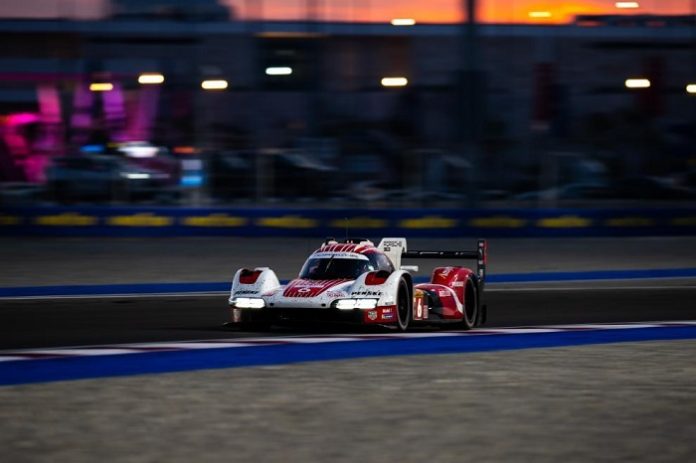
[
  {"left": 459, "top": 280, "right": 479, "bottom": 330},
  {"left": 396, "top": 278, "right": 412, "bottom": 331}
]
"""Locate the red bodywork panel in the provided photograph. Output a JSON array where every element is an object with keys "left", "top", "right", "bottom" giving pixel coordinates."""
[
  {"left": 431, "top": 267, "right": 473, "bottom": 305},
  {"left": 414, "top": 266, "right": 475, "bottom": 320},
  {"left": 365, "top": 270, "right": 389, "bottom": 285},
  {"left": 239, "top": 269, "right": 262, "bottom": 285}
]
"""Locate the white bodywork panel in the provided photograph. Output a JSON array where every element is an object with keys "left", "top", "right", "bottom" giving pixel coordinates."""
[
  {"left": 229, "top": 257, "right": 409, "bottom": 310},
  {"left": 228, "top": 267, "right": 280, "bottom": 304},
  {"left": 377, "top": 237, "right": 407, "bottom": 270}
]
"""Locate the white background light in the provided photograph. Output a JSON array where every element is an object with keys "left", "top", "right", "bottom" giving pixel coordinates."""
[
  {"left": 381, "top": 77, "right": 408, "bottom": 87},
  {"left": 265, "top": 67, "right": 293, "bottom": 76},
  {"left": 89, "top": 82, "right": 113, "bottom": 92},
  {"left": 625, "top": 78, "right": 651, "bottom": 89},
  {"left": 615, "top": 2, "right": 640, "bottom": 8},
  {"left": 201, "top": 79, "right": 228, "bottom": 90},
  {"left": 391, "top": 18, "right": 416, "bottom": 26},
  {"left": 138, "top": 73, "right": 165, "bottom": 85}
]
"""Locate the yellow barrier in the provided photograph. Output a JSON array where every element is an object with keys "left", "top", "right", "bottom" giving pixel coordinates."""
[
  {"left": 256, "top": 215, "right": 319, "bottom": 229},
  {"left": 399, "top": 215, "right": 457, "bottom": 229},
  {"left": 537, "top": 215, "right": 592, "bottom": 228},
  {"left": 107, "top": 213, "right": 173, "bottom": 227},
  {"left": 34, "top": 213, "right": 98, "bottom": 226},
  {"left": 182, "top": 214, "right": 248, "bottom": 227},
  {"left": 328, "top": 217, "right": 388, "bottom": 229},
  {"left": 469, "top": 216, "right": 527, "bottom": 228},
  {"left": 0, "top": 215, "right": 21, "bottom": 226},
  {"left": 605, "top": 217, "right": 655, "bottom": 227}
]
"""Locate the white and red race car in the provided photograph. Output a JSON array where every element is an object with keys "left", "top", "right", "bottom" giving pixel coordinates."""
[{"left": 227, "top": 237, "right": 487, "bottom": 331}]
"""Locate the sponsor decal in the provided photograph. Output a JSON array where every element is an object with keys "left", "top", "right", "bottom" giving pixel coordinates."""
[
  {"left": 382, "top": 312, "right": 394, "bottom": 320},
  {"left": 351, "top": 290, "right": 383, "bottom": 296},
  {"left": 451, "top": 281, "right": 464, "bottom": 288},
  {"left": 438, "top": 290, "right": 451, "bottom": 297},
  {"left": 283, "top": 279, "right": 349, "bottom": 298},
  {"left": 234, "top": 290, "right": 258, "bottom": 295},
  {"left": 311, "top": 252, "right": 368, "bottom": 260},
  {"left": 367, "top": 311, "right": 378, "bottom": 321},
  {"left": 326, "top": 291, "right": 348, "bottom": 298},
  {"left": 291, "top": 280, "right": 330, "bottom": 288}
]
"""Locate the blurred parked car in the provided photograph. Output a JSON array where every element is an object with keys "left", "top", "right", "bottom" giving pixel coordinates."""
[
  {"left": 512, "top": 176, "right": 694, "bottom": 202},
  {"left": 46, "top": 154, "right": 178, "bottom": 203}
]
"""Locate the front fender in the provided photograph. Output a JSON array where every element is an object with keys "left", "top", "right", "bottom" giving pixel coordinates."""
[
  {"left": 229, "top": 267, "right": 281, "bottom": 304},
  {"left": 350, "top": 270, "right": 412, "bottom": 306}
]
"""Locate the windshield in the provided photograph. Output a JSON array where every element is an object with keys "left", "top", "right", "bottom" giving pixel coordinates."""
[{"left": 299, "top": 257, "right": 375, "bottom": 280}]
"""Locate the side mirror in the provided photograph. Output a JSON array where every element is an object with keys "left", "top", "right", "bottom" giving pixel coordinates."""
[{"left": 400, "top": 265, "right": 419, "bottom": 273}]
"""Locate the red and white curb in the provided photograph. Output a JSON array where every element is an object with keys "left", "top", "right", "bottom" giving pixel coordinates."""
[{"left": 2, "top": 321, "right": 695, "bottom": 363}]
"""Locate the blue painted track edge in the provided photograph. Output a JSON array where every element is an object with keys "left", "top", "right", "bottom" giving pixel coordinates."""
[{"left": 2, "top": 326, "right": 696, "bottom": 386}]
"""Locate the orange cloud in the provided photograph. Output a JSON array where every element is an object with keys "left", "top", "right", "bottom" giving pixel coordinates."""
[{"left": 229, "top": 0, "right": 694, "bottom": 24}]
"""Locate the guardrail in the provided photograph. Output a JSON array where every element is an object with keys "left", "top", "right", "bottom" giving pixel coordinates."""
[{"left": 1, "top": 206, "right": 695, "bottom": 237}]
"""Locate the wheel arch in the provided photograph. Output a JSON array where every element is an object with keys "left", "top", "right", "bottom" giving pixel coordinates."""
[{"left": 400, "top": 271, "right": 414, "bottom": 303}]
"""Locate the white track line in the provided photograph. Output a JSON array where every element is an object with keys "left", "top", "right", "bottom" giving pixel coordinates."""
[{"left": 1, "top": 321, "right": 695, "bottom": 363}]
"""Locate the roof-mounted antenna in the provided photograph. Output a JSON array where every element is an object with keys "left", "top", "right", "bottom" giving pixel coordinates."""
[{"left": 344, "top": 217, "right": 349, "bottom": 241}]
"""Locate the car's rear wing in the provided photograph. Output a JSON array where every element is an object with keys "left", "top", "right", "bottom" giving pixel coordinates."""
[{"left": 402, "top": 239, "right": 488, "bottom": 289}]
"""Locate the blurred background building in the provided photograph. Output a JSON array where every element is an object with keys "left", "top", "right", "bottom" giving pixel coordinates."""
[{"left": 0, "top": 0, "right": 695, "bottom": 206}]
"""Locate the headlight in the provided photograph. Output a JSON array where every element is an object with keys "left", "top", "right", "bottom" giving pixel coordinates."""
[
  {"left": 233, "top": 297, "right": 265, "bottom": 309},
  {"left": 335, "top": 299, "right": 378, "bottom": 310}
]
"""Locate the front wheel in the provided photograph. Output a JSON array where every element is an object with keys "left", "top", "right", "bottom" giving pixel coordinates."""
[
  {"left": 459, "top": 280, "right": 479, "bottom": 330},
  {"left": 396, "top": 279, "right": 412, "bottom": 331}
]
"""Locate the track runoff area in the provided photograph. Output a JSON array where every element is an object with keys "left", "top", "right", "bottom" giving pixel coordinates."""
[{"left": 1, "top": 266, "right": 695, "bottom": 386}]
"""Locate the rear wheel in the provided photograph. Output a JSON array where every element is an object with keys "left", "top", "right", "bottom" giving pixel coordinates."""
[
  {"left": 459, "top": 280, "right": 478, "bottom": 330},
  {"left": 396, "top": 279, "right": 412, "bottom": 331}
]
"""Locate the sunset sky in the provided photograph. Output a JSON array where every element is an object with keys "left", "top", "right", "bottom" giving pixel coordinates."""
[{"left": 0, "top": 0, "right": 693, "bottom": 24}]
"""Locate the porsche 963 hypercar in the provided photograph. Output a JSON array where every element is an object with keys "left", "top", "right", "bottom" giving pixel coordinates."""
[{"left": 228, "top": 237, "right": 487, "bottom": 331}]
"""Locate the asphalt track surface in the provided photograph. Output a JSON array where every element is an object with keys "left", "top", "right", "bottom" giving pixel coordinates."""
[
  {"left": 1, "top": 285, "right": 695, "bottom": 349},
  {"left": 2, "top": 237, "right": 695, "bottom": 462}
]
